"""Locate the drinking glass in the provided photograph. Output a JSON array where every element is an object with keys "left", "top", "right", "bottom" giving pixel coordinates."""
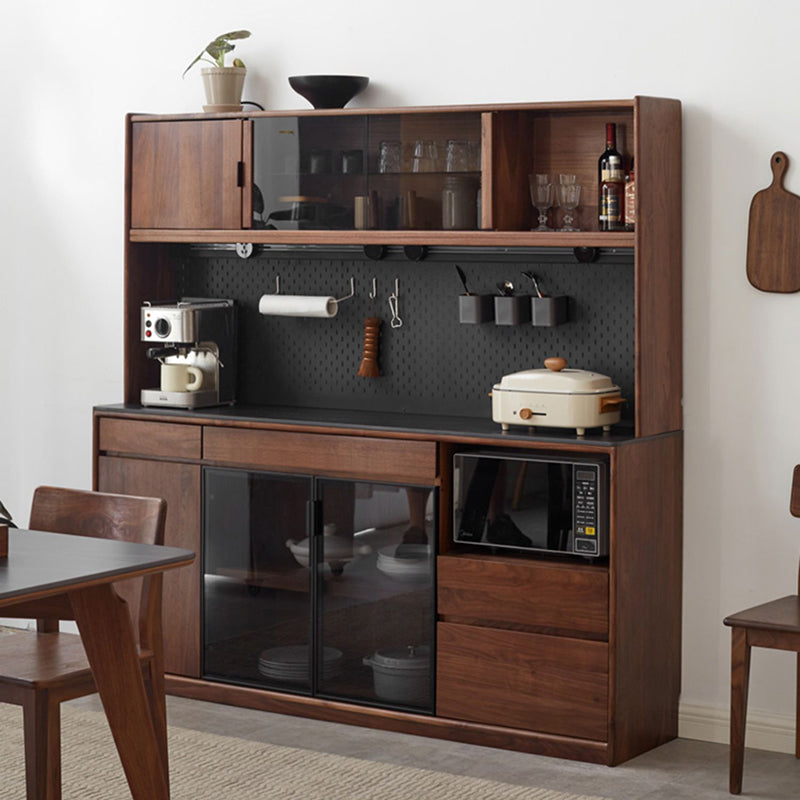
[
  {"left": 412, "top": 140, "right": 439, "bottom": 173},
  {"left": 446, "top": 140, "right": 471, "bottom": 172},
  {"left": 528, "top": 174, "right": 554, "bottom": 231},
  {"left": 378, "top": 140, "right": 402, "bottom": 173},
  {"left": 556, "top": 174, "right": 581, "bottom": 231}
]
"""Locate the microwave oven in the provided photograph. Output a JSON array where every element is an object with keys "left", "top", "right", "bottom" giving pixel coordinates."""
[{"left": 452, "top": 451, "right": 608, "bottom": 558}]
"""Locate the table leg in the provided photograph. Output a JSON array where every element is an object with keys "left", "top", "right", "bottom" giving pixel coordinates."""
[{"left": 69, "top": 583, "right": 170, "bottom": 800}]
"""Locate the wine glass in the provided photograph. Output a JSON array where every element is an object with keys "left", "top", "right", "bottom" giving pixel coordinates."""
[
  {"left": 556, "top": 174, "right": 581, "bottom": 231},
  {"left": 528, "top": 174, "right": 554, "bottom": 231}
]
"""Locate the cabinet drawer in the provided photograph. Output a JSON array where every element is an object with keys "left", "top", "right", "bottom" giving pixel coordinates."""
[
  {"left": 98, "top": 418, "right": 202, "bottom": 460},
  {"left": 438, "top": 554, "right": 608, "bottom": 636},
  {"left": 437, "top": 622, "right": 608, "bottom": 741},
  {"left": 203, "top": 427, "right": 438, "bottom": 485}
]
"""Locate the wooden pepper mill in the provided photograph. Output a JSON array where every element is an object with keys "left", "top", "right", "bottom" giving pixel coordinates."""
[{"left": 357, "top": 317, "right": 382, "bottom": 378}]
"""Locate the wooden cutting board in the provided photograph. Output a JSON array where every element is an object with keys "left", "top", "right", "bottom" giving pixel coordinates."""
[{"left": 747, "top": 151, "right": 800, "bottom": 292}]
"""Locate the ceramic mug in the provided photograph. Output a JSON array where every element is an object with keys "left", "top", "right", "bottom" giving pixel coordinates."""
[{"left": 161, "top": 364, "right": 203, "bottom": 393}]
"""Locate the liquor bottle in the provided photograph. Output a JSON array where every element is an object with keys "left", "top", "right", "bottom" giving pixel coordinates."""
[
  {"left": 598, "top": 123, "right": 624, "bottom": 231},
  {"left": 624, "top": 158, "right": 636, "bottom": 232}
]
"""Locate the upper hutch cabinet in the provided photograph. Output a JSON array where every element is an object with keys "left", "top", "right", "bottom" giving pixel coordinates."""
[
  {"left": 130, "top": 119, "right": 248, "bottom": 229},
  {"left": 126, "top": 97, "right": 679, "bottom": 251}
]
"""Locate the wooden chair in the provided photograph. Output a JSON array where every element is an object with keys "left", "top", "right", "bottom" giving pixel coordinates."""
[
  {"left": 0, "top": 486, "right": 167, "bottom": 800},
  {"left": 723, "top": 464, "right": 800, "bottom": 794}
]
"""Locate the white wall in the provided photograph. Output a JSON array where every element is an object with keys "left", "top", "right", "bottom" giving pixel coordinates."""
[{"left": 3, "top": 0, "right": 800, "bottom": 748}]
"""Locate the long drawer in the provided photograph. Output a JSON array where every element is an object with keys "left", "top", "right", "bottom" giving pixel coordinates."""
[
  {"left": 437, "top": 621, "right": 609, "bottom": 741},
  {"left": 203, "top": 426, "right": 438, "bottom": 485},
  {"left": 98, "top": 418, "right": 202, "bottom": 460},
  {"left": 437, "top": 553, "right": 608, "bottom": 636}
]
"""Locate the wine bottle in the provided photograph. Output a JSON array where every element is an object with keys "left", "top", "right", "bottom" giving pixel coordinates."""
[{"left": 598, "top": 123, "right": 624, "bottom": 231}]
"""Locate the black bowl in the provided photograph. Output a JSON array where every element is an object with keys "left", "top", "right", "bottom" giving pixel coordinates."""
[{"left": 288, "top": 75, "right": 369, "bottom": 109}]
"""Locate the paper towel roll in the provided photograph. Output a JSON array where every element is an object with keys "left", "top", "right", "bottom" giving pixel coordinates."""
[{"left": 258, "top": 295, "right": 338, "bottom": 318}]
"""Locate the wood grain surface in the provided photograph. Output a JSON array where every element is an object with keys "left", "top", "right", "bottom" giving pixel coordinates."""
[{"left": 747, "top": 151, "right": 800, "bottom": 292}]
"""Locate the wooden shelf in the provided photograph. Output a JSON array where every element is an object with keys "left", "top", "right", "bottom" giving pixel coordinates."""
[{"left": 130, "top": 228, "right": 635, "bottom": 248}]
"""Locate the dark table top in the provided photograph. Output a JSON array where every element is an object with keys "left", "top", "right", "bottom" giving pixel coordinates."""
[
  {"left": 95, "top": 403, "right": 638, "bottom": 448},
  {"left": 0, "top": 529, "right": 195, "bottom": 604}
]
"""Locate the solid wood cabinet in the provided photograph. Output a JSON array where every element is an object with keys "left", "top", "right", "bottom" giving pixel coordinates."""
[
  {"left": 130, "top": 119, "right": 247, "bottom": 230},
  {"left": 99, "top": 92, "right": 682, "bottom": 767},
  {"left": 96, "top": 452, "right": 202, "bottom": 677},
  {"left": 437, "top": 622, "right": 609, "bottom": 741}
]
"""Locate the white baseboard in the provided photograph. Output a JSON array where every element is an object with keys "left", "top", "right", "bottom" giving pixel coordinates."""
[{"left": 680, "top": 702, "right": 796, "bottom": 754}]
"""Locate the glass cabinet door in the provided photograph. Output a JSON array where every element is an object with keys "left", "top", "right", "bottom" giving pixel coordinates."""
[
  {"left": 203, "top": 467, "right": 314, "bottom": 692},
  {"left": 252, "top": 112, "right": 482, "bottom": 232},
  {"left": 315, "top": 479, "right": 437, "bottom": 713}
]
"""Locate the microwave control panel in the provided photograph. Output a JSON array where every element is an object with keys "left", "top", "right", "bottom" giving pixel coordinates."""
[{"left": 573, "top": 466, "right": 600, "bottom": 554}]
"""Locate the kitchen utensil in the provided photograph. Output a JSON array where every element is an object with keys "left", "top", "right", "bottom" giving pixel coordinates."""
[
  {"left": 455, "top": 265, "right": 471, "bottom": 295},
  {"left": 496, "top": 280, "right": 515, "bottom": 296},
  {"left": 747, "top": 151, "right": 800, "bottom": 292},
  {"left": 286, "top": 523, "right": 370, "bottom": 575},
  {"left": 362, "top": 645, "right": 430, "bottom": 706},
  {"left": 288, "top": 75, "right": 369, "bottom": 109},
  {"left": 522, "top": 270, "right": 544, "bottom": 298},
  {"left": 357, "top": 317, "right": 382, "bottom": 377},
  {"left": 491, "top": 357, "right": 626, "bottom": 435}
]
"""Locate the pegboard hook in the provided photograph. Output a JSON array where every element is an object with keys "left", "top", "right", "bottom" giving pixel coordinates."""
[
  {"left": 388, "top": 278, "right": 403, "bottom": 328},
  {"left": 369, "top": 277, "right": 377, "bottom": 300},
  {"left": 334, "top": 276, "right": 356, "bottom": 304}
]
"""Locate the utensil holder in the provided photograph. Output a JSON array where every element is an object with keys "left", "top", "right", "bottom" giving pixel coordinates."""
[
  {"left": 531, "top": 295, "right": 569, "bottom": 327},
  {"left": 494, "top": 295, "right": 531, "bottom": 326},
  {"left": 458, "top": 295, "right": 494, "bottom": 324}
]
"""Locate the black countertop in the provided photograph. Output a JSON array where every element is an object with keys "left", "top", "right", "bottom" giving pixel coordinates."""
[{"left": 95, "top": 403, "right": 640, "bottom": 449}]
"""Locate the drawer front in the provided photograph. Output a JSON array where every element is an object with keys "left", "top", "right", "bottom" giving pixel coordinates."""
[
  {"left": 98, "top": 418, "right": 201, "bottom": 460},
  {"left": 203, "top": 427, "right": 438, "bottom": 485},
  {"left": 437, "top": 555, "right": 608, "bottom": 636},
  {"left": 437, "top": 622, "right": 608, "bottom": 741}
]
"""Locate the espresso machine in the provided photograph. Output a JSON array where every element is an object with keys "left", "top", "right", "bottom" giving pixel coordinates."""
[{"left": 140, "top": 298, "right": 237, "bottom": 409}]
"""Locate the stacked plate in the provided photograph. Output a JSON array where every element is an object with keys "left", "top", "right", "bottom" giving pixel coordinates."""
[
  {"left": 376, "top": 545, "right": 432, "bottom": 582},
  {"left": 257, "top": 645, "right": 343, "bottom": 683}
]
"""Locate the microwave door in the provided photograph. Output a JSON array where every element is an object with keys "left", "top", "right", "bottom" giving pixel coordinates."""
[{"left": 547, "top": 463, "right": 572, "bottom": 551}]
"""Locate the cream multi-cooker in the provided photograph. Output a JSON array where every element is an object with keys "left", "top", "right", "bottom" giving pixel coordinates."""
[{"left": 491, "top": 357, "right": 626, "bottom": 436}]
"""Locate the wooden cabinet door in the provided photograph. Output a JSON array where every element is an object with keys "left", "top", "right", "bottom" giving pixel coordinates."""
[
  {"left": 437, "top": 622, "right": 608, "bottom": 741},
  {"left": 97, "top": 455, "right": 202, "bottom": 677},
  {"left": 130, "top": 120, "right": 245, "bottom": 229}
]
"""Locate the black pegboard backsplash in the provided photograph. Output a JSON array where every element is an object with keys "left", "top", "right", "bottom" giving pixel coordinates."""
[{"left": 178, "top": 249, "right": 635, "bottom": 419}]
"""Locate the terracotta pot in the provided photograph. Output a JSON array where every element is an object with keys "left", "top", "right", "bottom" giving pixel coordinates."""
[{"left": 200, "top": 66, "right": 246, "bottom": 112}]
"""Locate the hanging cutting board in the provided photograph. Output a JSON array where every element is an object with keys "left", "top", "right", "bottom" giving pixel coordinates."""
[{"left": 747, "top": 151, "right": 800, "bottom": 293}]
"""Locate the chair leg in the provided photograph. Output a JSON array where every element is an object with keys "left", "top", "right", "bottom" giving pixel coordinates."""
[
  {"left": 730, "top": 626, "right": 751, "bottom": 794},
  {"left": 22, "top": 690, "right": 61, "bottom": 800},
  {"left": 796, "top": 652, "right": 800, "bottom": 759}
]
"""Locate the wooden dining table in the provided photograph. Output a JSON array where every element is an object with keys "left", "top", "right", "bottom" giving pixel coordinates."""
[{"left": 0, "top": 527, "right": 194, "bottom": 800}]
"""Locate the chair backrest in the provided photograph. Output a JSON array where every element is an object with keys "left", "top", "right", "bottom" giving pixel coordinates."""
[
  {"left": 791, "top": 466, "right": 800, "bottom": 518},
  {"left": 28, "top": 486, "right": 167, "bottom": 645}
]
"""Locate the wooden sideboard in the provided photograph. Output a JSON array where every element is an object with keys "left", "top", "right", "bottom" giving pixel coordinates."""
[{"left": 94, "top": 96, "right": 682, "bottom": 765}]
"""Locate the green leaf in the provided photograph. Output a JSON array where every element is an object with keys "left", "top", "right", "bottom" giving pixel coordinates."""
[{"left": 183, "top": 30, "right": 251, "bottom": 77}]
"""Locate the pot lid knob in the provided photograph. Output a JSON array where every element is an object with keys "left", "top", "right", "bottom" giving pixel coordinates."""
[{"left": 544, "top": 357, "right": 567, "bottom": 372}]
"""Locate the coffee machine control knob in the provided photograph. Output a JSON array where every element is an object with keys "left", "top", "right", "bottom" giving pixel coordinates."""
[{"left": 154, "top": 318, "right": 171, "bottom": 337}]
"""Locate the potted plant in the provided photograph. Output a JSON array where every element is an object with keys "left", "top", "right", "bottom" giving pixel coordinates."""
[{"left": 183, "top": 30, "right": 251, "bottom": 112}]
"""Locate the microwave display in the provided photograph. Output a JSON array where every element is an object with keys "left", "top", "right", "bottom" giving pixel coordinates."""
[{"left": 453, "top": 452, "right": 608, "bottom": 557}]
